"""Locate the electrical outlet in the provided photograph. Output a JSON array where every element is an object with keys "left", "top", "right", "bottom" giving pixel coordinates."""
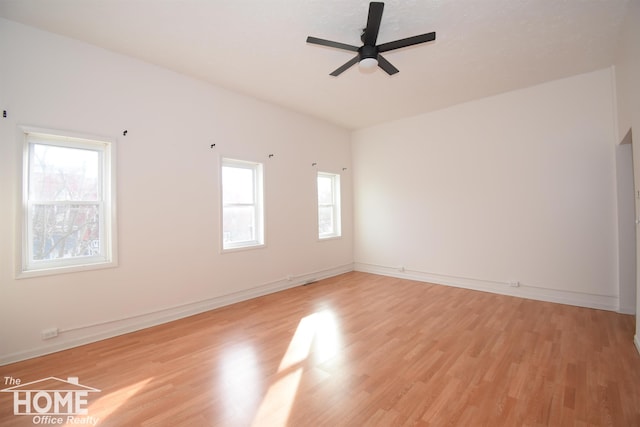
[
  {"left": 41, "top": 328, "right": 58, "bottom": 340},
  {"left": 509, "top": 281, "right": 520, "bottom": 288}
]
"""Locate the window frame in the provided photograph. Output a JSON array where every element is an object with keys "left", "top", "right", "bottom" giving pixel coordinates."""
[
  {"left": 317, "top": 171, "right": 342, "bottom": 240},
  {"left": 220, "top": 157, "right": 265, "bottom": 252},
  {"left": 18, "top": 126, "right": 117, "bottom": 278}
]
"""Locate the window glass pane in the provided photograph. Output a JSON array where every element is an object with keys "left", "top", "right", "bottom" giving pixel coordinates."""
[
  {"left": 318, "top": 206, "right": 334, "bottom": 235},
  {"left": 222, "top": 166, "right": 254, "bottom": 204},
  {"left": 223, "top": 205, "right": 256, "bottom": 245},
  {"left": 317, "top": 172, "right": 341, "bottom": 239},
  {"left": 317, "top": 175, "right": 333, "bottom": 204},
  {"left": 31, "top": 204, "right": 101, "bottom": 260},
  {"left": 29, "top": 144, "right": 99, "bottom": 201}
]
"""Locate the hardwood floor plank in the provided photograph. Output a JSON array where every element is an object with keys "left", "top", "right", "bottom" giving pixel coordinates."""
[{"left": 1, "top": 272, "right": 639, "bottom": 426}]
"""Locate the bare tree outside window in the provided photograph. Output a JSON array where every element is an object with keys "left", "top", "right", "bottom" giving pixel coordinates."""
[{"left": 29, "top": 144, "right": 101, "bottom": 260}]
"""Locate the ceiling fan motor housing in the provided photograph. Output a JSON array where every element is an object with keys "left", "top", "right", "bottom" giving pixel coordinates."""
[{"left": 359, "top": 44, "right": 378, "bottom": 61}]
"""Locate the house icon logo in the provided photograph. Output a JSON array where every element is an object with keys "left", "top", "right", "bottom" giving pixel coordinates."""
[{"left": 1, "top": 376, "right": 100, "bottom": 416}]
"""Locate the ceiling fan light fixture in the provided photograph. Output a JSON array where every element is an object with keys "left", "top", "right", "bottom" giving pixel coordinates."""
[{"left": 359, "top": 57, "right": 378, "bottom": 72}]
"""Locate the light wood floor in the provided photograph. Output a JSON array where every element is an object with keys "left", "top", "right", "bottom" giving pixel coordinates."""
[{"left": 1, "top": 272, "right": 639, "bottom": 426}]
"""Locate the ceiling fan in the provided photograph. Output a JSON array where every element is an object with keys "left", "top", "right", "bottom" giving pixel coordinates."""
[{"left": 306, "top": 1, "right": 436, "bottom": 76}]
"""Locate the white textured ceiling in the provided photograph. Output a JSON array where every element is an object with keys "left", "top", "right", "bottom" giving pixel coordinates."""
[{"left": 0, "top": 0, "right": 630, "bottom": 129}]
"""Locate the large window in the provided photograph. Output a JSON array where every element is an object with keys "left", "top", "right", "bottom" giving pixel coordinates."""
[
  {"left": 221, "top": 158, "right": 264, "bottom": 250},
  {"left": 21, "top": 128, "right": 116, "bottom": 276},
  {"left": 317, "top": 172, "right": 341, "bottom": 239}
]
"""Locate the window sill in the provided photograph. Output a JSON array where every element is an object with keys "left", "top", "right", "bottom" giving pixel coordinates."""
[
  {"left": 221, "top": 243, "right": 266, "bottom": 254},
  {"left": 17, "top": 260, "right": 118, "bottom": 279},
  {"left": 318, "top": 235, "right": 342, "bottom": 242}
]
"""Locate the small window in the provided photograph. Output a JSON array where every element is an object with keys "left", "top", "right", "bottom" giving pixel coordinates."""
[
  {"left": 221, "top": 158, "right": 264, "bottom": 250},
  {"left": 21, "top": 128, "right": 117, "bottom": 276},
  {"left": 317, "top": 172, "right": 341, "bottom": 239}
]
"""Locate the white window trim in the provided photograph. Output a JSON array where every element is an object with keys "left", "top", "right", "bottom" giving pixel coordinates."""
[
  {"left": 17, "top": 126, "right": 118, "bottom": 278},
  {"left": 220, "top": 157, "right": 265, "bottom": 252},
  {"left": 317, "top": 171, "right": 342, "bottom": 240}
]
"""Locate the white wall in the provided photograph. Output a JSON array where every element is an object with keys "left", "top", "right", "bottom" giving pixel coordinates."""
[
  {"left": 0, "top": 19, "right": 353, "bottom": 364},
  {"left": 614, "top": 0, "right": 640, "bottom": 351},
  {"left": 352, "top": 68, "right": 620, "bottom": 310}
]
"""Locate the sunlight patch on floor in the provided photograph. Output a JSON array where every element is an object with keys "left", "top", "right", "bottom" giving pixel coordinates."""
[
  {"left": 251, "top": 309, "right": 340, "bottom": 426},
  {"left": 250, "top": 367, "right": 303, "bottom": 427},
  {"left": 310, "top": 309, "right": 341, "bottom": 364}
]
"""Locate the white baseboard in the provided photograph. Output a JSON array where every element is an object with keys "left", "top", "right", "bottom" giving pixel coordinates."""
[
  {"left": 635, "top": 335, "right": 640, "bottom": 356},
  {"left": 354, "top": 263, "right": 620, "bottom": 312},
  {"left": 0, "top": 263, "right": 354, "bottom": 366}
]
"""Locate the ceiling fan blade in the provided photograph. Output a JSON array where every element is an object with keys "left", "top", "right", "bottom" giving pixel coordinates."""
[
  {"left": 377, "top": 54, "right": 399, "bottom": 75},
  {"left": 330, "top": 55, "right": 360, "bottom": 76},
  {"left": 377, "top": 32, "right": 436, "bottom": 53},
  {"left": 306, "top": 36, "right": 359, "bottom": 52},
  {"left": 362, "top": 2, "right": 384, "bottom": 46}
]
